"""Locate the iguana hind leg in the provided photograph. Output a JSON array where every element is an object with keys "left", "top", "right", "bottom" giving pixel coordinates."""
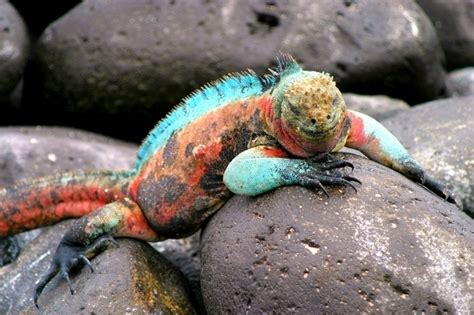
[{"left": 34, "top": 198, "right": 161, "bottom": 307}]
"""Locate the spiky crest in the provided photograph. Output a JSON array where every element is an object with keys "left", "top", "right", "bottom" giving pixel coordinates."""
[
  {"left": 134, "top": 70, "right": 277, "bottom": 169},
  {"left": 272, "top": 53, "right": 302, "bottom": 81}
]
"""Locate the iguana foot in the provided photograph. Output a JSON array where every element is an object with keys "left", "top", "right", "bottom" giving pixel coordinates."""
[
  {"left": 423, "top": 175, "right": 457, "bottom": 205},
  {"left": 288, "top": 155, "right": 361, "bottom": 198},
  {"left": 297, "top": 172, "right": 361, "bottom": 198},
  {"left": 34, "top": 235, "right": 118, "bottom": 308}
]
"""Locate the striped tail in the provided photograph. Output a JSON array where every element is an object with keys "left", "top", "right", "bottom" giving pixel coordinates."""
[{"left": 0, "top": 170, "right": 133, "bottom": 237}]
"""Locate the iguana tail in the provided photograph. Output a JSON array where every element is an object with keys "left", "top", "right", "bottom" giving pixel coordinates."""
[{"left": 0, "top": 170, "right": 133, "bottom": 237}]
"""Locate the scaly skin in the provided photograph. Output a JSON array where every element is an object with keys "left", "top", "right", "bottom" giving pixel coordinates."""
[{"left": 0, "top": 54, "right": 455, "bottom": 306}]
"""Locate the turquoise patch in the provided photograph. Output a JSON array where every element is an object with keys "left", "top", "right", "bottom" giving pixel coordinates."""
[{"left": 134, "top": 71, "right": 275, "bottom": 170}]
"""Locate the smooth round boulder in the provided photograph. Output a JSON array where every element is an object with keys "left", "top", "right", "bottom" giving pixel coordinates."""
[
  {"left": 446, "top": 67, "right": 474, "bottom": 97},
  {"left": 382, "top": 96, "right": 474, "bottom": 216},
  {"left": 416, "top": 0, "right": 474, "bottom": 69},
  {"left": 201, "top": 154, "right": 473, "bottom": 314},
  {"left": 0, "top": 0, "right": 28, "bottom": 104},
  {"left": 23, "top": 0, "right": 444, "bottom": 140}
]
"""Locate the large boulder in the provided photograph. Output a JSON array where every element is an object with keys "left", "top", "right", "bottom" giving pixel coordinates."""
[
  {"left": 22, "top": 0, "right": 444, "bottom": 140},
  {"left": 416, "top": 0, "right": 474, "bottom": 69},
  {"left": 0, "top": 233, "right": 196, "bottom": 314},
  {"left": 0, "top": 0, "right": 28, "bottom": 105},
  {"left": 201, "top": 154, "right": 473, "bottom": 314},
  {"left": 383, "top": 96, "right": 474, "bottom": 216}
]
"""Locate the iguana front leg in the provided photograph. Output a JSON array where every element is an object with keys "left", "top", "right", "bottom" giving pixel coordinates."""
[
  {"left": 223, "top": 146, "right": 359, "bottom": 197},
  {"left": 345, "top": 110, "right": 456, "bottom": 203},
  {"left": 34, "top": 198, "right": 161, "bottom": 307}
]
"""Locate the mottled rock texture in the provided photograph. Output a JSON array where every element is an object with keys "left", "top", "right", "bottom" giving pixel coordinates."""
[
  {"left": 383, "top": 96, "right": 474, "bottom": 216},
  {"left": 201, "top": 154, "right": 473, "bottom": 314}
]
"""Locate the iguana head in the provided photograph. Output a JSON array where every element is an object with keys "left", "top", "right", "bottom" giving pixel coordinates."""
[{"left": 268, "top": 55, "right": 348, "bottom": 157}]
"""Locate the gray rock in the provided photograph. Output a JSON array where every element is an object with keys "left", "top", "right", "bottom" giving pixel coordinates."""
[
  {"left": 201, "top": 154, "right": 473, "bottom": 314},
  {"left": 24, "top": 0, "right": 444, "bottom": 139},
  {"left": 0, "top": 126, "right": 137, "bottom": 187},
  {"left": 0, "top": 233, "right": 196, "bottom": 314},
  {"left": 382, "top": 96, "right": 474, "bottom": 216},
  {"left": 446, "top": 67, "right": 474, "bottom": 97},
  {"left": 0, "top": 0, "right": 28, "bottom": 104},
  {"left": 416, "top": 0, "right": 474, "bottom": 69},
  {"left": 343, "top": 93, "right": 410, "bottom": 121}
]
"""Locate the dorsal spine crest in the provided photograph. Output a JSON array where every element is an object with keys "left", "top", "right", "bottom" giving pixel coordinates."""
[{"left": 135, "top": 69, "right": 278, "bottom": 169}]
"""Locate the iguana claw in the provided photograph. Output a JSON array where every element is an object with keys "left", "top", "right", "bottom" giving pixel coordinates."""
[{"left": 423, "top": 175, "right": 457, "bottom": 205}]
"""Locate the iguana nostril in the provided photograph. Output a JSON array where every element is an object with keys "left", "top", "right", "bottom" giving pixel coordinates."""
[
  {"left": 326, "top": 115, "right": 331, "bottom": 120},
  {"left": 311, "top": 119, "right": 316, "bottom": 124}
]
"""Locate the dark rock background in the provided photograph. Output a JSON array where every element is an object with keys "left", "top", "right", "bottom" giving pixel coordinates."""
[
  {"left": 1, "top": 0, "right": 453, "bottom": 140},
  {"left": 1, "top": 0, "right": 473, "bottom": 313}
]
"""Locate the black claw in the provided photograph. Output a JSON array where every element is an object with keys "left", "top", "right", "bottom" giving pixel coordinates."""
[
  {"left": 423, "top": 175, "right": 458, "bottom": 206},
  {"left": 343, "top": 175, "right": 362, "bottom": 185},
  {"left": 80, "top": 255, "right": 94, "bottom": 273},
  {"left": 61, "top": 269, "right": 75, "bottom": 295},
  {"left": 321, "top": 161, "right": 355, "bottom": 172},
  {"left": 34, "top": 263, "right": 59, "bottom": 308},
  {"left": 342, "top": 179, "right": 358, "bottom": 193},
  {"left": 316, "top": 182, "right": 330, "bottom": 198}
]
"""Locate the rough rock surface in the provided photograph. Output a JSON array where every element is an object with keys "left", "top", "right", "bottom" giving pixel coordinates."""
[
  {"left": 416, "top": 0, "right": 474, "bottom": 69},
  {"left": 0, "top": 234, "right": 195, "bottom": 314},
  {"left": 383, "top": 96, "right": 474, "bottom": 216},
  {"left": 0, "top": 0, "right": 28, "bottom": 105},
  {"left": 0, "top": 126, "right": 137, "bottom": 187},
  {"left": 201, "top": 154, "right": 473, "bottom": 314},
  {"left": 23, "top": 0, "right": 444, "bottom": 139},
  {"left": 446, "top": 67, "right": 474, "bottom": 97},
  {"left": 343, "top": 93, "right": 409, "bottom": 121}
]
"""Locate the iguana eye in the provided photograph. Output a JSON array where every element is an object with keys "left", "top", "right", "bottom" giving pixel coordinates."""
[{"left": 288, "top": 102, "right": 303, "bottom": 116}]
